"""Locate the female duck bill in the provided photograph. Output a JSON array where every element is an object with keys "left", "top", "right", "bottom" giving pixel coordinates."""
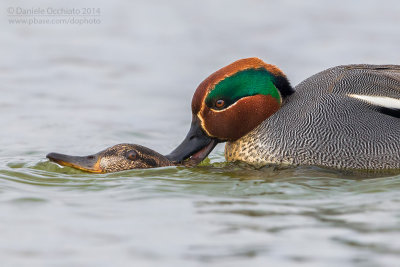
[{"left": 46, "top": 152, "right": 103, "bottom": 173}]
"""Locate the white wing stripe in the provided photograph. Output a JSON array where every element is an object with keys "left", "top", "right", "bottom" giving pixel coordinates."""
[{"left": 348, "top": 94, "right": 400, "bottom": 109}]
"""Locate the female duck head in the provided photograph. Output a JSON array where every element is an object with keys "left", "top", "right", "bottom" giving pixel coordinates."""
[
  {"left": 47, "top": 144, "right": 173, "bottom": 173},
  {"left": 167, "top": 57, "right": 294, "bottom": 164}
]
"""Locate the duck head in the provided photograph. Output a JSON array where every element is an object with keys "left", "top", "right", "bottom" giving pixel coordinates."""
[
  {"left": 167, "top": 57, "right": 294, "bottom": 165},
  {"left": 47, "top": 144, "right": 173, "bottom": 173}
]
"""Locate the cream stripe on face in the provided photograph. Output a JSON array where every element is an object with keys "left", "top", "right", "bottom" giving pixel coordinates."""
[
  {"left": 348, "top": 94, "right": 400, "bottom": 109},
  {"left": 209, "top": 97, "right": 243, "bottom": 113}
]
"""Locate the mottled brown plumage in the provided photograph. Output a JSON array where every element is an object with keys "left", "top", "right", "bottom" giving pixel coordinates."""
[{"left": 47, "top": 144, "right": 173, "bottom": 173}]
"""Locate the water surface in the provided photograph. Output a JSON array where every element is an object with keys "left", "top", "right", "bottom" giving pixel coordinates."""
[{"left": 0, "top": 0, "right": 399, "bottom": 266}]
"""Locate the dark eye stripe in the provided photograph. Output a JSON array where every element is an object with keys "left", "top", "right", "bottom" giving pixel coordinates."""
[
  {"left": 142, "top": 157, "right": 157, "bottom": 167},
  {"left": 205, "top": 68, "right": 280, "bottom": 110}
]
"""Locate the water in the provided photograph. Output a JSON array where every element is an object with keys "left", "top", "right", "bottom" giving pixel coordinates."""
[{"left": 0, "top": 0, "right": 400, "bottom": 266}]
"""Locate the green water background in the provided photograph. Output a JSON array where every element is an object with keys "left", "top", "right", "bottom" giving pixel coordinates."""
[{"left": 0, "top": 0, "right": 400, "bottom": 266}]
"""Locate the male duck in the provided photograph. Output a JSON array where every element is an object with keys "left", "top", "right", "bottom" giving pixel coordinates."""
[{"left": 167, "top": 58, "right": 400, "bottom": 171}]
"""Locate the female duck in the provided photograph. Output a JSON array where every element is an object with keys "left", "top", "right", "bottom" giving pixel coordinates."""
[
  {"left": 47, "top": 144, "right": 173, "bottom": 173},
  {"left": 167, "top": 58, "right": 400, "bottom": 171}
]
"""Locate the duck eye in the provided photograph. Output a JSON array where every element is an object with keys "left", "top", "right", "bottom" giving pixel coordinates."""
[
  {"left": 215, "top": 99, "right": 225, "bottom": 109},
  {"left": 126, "top": 150, "right": 138, "bottom": 161}
]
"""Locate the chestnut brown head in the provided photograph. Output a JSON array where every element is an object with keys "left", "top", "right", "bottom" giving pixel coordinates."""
[{"left": 167, "top": 57, "right": 294, "bottom": 164}]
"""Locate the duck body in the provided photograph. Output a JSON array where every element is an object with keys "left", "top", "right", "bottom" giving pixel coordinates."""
[
  {"left": 47, "top": 144, "right": 173, "bottom": 173},
  {"left": 47, "top": 59, "right": 400, "bottom": 173},
  {"left": 225, "top": 64, "right": 400, "bottom": 170},
  {"left": 167, "top": 59, "right": 400, "bottom": 172}
]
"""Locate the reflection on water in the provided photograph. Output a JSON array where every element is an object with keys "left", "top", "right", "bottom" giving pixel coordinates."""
[
  {"left": 1, "top": 161, "right": 400, "bottom": 266},
  {"left": 0, "top": 0, "right": 399, "bottom": 266}
]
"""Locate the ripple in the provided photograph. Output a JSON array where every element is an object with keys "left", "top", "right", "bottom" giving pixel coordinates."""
[{"left": 9, "top": 197, "right": 48, "bottom": 204}]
